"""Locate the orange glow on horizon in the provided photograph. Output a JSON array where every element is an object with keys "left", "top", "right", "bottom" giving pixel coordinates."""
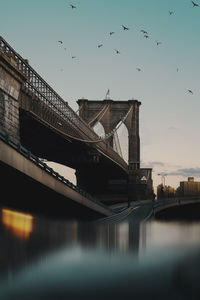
[{"left": 2, "top": 209, "right": 34, "bottom": 239}]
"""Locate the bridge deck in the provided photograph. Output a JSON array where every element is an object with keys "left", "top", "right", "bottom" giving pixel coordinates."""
[{"left": 0, "top": 129, "right": 114, "bottom": 218}]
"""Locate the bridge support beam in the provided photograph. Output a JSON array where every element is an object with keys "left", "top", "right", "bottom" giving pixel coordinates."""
[{"left": 0, "top": 51, "right": 26, "bottom": 141}]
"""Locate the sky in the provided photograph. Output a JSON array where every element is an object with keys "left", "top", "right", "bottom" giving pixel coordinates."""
[{"left": 1, "top": 0, "right": 200, "bottom": 191}]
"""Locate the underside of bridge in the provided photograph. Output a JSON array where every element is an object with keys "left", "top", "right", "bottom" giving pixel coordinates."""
[
  {"left": 19, "top": 109, "right": 128, "bottom": 203},
  {"left": 0, "top": 160, "right": 104, "bottom": 220}
]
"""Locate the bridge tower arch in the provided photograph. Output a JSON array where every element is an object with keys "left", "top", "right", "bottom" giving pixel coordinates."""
[{"left": 77, "top": 99, "right": 141, "bottom": 171}]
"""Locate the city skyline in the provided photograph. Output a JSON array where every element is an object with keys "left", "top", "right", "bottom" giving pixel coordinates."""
[{"left": 1, "top": 0, "right": 200, "bottom": 190}]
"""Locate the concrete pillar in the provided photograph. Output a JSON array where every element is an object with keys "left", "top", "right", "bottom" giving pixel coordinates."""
[{"left": 0, "top": 52, "right": 26, "bottom": 140}]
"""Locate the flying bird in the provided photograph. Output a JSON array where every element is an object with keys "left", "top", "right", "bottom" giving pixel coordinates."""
[
  {"left": 169, "top": 11, "right": 174, "bottom": 15},
  {"left": 70, "top": 4, "right": 76, "bottom": 9},
  {"left": 188, "top": 89, "right": 193, "bottom": 94},
  {"left": 155, "top": 41, "right": 162, "bottom": 45},
  {"left": 98, "top": 44, "right": 103, "bottom": 48},
  {"left": 122, "top": 25, "right": 129, "bottom": 30},
  {"left": 109, "top": 32, "right": 115, "bottom": 35},
  {"left": 144, "top": 35, "right": 149, "bottom": 38},
  {"left": 58, "top": 40, "right": 63, "bottom": 44},
  {"left": 141, "top": 30, "right": 148, "bottom": 34},
  {"left": 72, "top": 56, "right": 76, "bottom": 59},
  {"left": 192, "top": 1, "right": 199, "bottom": 7},
  {"left": 136, "top": 68, "right": 141, "bottom": 71},
  {"left": 115, "top": 49, "right": 120, "bottom": 54}
]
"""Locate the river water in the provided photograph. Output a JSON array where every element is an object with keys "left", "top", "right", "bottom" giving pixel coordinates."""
[{"left": 0, "top": 205, "right": 200, "bottom": 300}]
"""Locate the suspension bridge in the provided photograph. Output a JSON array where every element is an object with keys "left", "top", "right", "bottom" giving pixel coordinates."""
[{"left": 0, "top": 36, "right": 153, "bottom": 216}]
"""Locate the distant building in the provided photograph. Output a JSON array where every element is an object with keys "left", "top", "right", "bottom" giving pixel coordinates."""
[
  {"left": 157, "top": 184, "right": 175, "bottom": 199},
  {"left": 176, "top": 177, "right": 200, "bottom": 197}
]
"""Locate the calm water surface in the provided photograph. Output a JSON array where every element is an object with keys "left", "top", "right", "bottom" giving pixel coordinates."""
[{"left": 1, "top": 205, "right": 200, "bottom": 299}]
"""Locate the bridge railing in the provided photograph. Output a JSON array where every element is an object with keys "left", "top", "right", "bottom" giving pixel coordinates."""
[
  {"left": 0, "top": 36, "right": 96, "bottom": 138},
  {"left": 0, "top": 128, "right": 113, "bottom": 212},
  {"left": 0, "top": 36, "right": 128, "bottom": 172}
]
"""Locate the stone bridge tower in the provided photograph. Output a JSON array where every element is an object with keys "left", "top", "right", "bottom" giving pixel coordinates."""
[
  {"left": 77, "top": 99, "right": 141, "bottom": 171},
  {"left": 77, "top": 99, "right": 153, "bottom": 201}
]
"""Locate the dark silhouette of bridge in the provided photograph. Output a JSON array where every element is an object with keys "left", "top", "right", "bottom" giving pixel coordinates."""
[{"left": 0, "top": 36, "right": 153, "bottom": 215}]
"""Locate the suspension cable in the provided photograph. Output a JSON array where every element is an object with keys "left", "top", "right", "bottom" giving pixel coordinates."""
[
  {"left": 61, "top": 105, "right": 133, "bottom": 143},
  {"left": 88, "top": 104, "right": 109, "bottom": 126},
  {"left": 30, "top": 105, "right": 133, "bottom": 144},
  {"left": 113, "top": 131, "right": 123, "bottom": 158}
]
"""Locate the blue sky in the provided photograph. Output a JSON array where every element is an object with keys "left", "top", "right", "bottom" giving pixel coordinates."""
[{"left": 1, "top": 0, "right": 200, "bottom": 190}]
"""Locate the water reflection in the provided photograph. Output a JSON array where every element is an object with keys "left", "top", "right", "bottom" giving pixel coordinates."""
[
  {"left": 140, "top": 221, "right": 200, "bottom": 251},
  {"left": 1, "top": 206, "right": 200, "bottom": 299}
]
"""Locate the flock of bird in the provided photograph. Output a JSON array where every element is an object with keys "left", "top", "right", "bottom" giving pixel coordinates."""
[{"left": 57, "top": 1, "right": 200, "bottom": 96}]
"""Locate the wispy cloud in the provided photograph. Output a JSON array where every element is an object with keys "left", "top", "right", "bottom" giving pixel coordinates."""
[
  {"left": 168, "top": 126, "right": 178, "bottom": 130},
  {"left": 166, "top": 168, "right": 200, "bottom": 177},
  {"left": 151, "top": 161, "right": 165, "bottom": 166},
  {"left": 141, "top": 161, "right": 165, "bottom": 168}
]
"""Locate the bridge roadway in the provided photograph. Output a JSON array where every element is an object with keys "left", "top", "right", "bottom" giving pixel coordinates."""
[{"left": 0, "top": 129, "right": 114, "bottom": 219}]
